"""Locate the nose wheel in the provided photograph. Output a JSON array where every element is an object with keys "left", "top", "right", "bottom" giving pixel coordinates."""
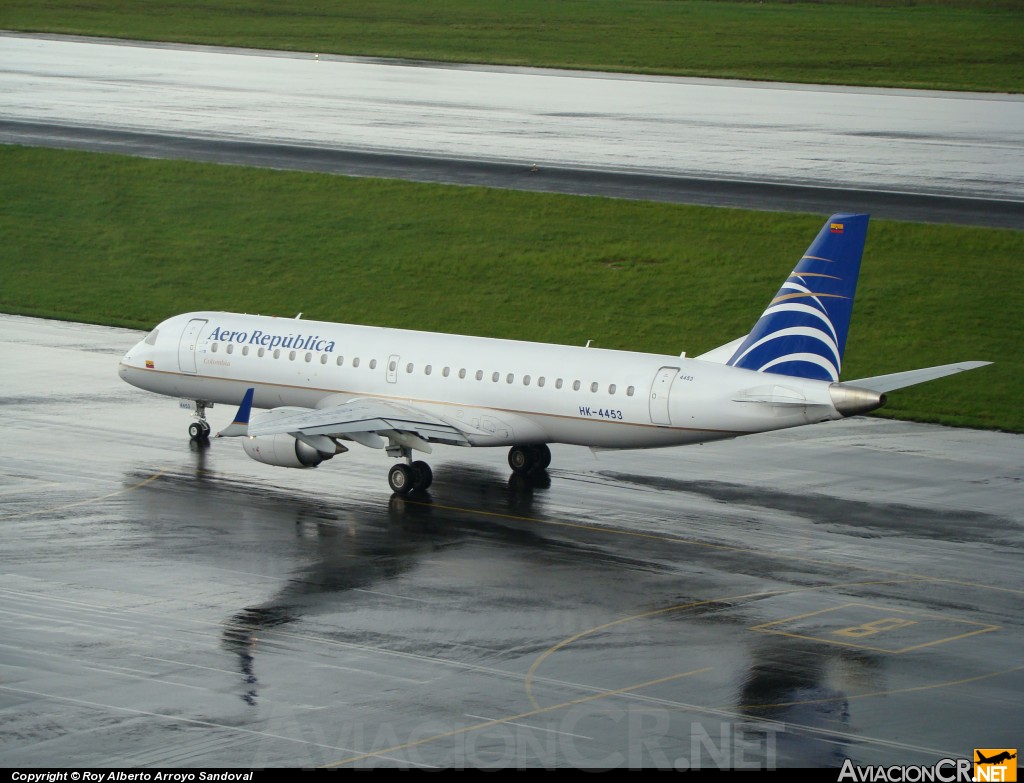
[{"left": 185, "top": 399, "right": 213, "bottom": 441}]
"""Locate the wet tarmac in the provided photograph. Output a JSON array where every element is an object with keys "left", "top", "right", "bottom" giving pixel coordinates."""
[
  {"left": 1, "top": 313, "right": 1021, "bottom": 768},
  {"left": 1, "top": 33, "right": 1023, "bottom": 229}
]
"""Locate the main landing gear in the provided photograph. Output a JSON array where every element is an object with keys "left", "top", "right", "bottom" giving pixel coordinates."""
[
  {"left": 387, "top": 447, "right": 434, "bottom": 496},
  {"left": 507, "top": 444, "right": 551, "bottom": 476},
  {"left": 386, "top": 444, "right": 551, "bottom": 495},
  {"left": 187, "top": 400, "right": 212, "bottom": 442}
]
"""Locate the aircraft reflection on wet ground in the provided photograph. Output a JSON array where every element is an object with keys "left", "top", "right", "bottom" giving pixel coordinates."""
[
  {"left": 126, "top": 457, "right": 569, "bottom": 709},
  {"left": 99, "top": 439, "right": 1020, "bottom": 767}
]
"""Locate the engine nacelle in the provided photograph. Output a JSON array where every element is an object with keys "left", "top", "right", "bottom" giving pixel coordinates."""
[{"left": 242, "top": 434, "right": 333, "bottom": 469}]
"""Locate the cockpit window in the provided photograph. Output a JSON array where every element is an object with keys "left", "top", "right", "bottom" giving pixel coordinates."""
[{"left": 144, "top": 329, "right": 159, "bottom": 346}]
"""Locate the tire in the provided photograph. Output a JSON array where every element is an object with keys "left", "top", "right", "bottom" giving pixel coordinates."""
[
  {"left": 508, "top": 445, "right": 533, "bottom": 475},
  {"left": 388, "top": 463, "right": 415, "bottom": 495},
  {"left": 188, "top": 422, "right": 206, "bottom": 441},
  {"left": 411, "top": 460, "right": 433, "bottom": 491},
  {"left": 531, "top": 444, "right": 551, "bottom": 471}
]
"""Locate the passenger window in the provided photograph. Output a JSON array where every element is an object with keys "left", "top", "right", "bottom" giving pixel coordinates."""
[
  {"left": 407, "top": 363, "right": 414, "bottom": 373},
  {"left": 211, "top": 343, "right": 218, "bottom": 353},
  {"left": 506, "top": 373, "right": 514, "bottom": 384},
  {"left": 573, "top": 380, "right": 581, "bottom": 391},
  {"left": 492, "top": 372, "right": 499, "bottom": 382},
  {"left": 353, "top": 358, "right": 360, "bottom": 368},
  {"left": 459, "top": 368, "right": 466, "bottom": 379},
  {"left": 523, "top": 375, "right": 531, "bottom": 386},
  {"left": 556, "top": 379, "right": 563, "bottom": 389},
  {"left": 320, "top": 354, "right": 328, "bottom": 365},
  {"left": 226, "top": 344, "right": 234, "bottom": 355},
  {"left": 336, "top": 356, "right": 344, "bottom": 366},
  {"left": 425, "top": 365, "right": 432, "bottom": 375},
  {"left": 389, "top": 360, "right": 397, "bottom": 372},
  {"left": 538, "top": 377, "right": 545, "bottom": 388},
  {"left": 443, "top": 367, "right": 450, "bottom": 378},
  {"left": 305, "top": 352, "right": 312, "bottom": 362},
  {"left": 370, "top": 359, "right": 377, "bottom": 369},
  {"left": 627, "top": 386, "right": 635, "bottom": 397},
  {"left": 289, "top": 350, "right": 296, "bottom": 361},
  {"left": 475, "top": 370, "right": 483, "bottom": 381},
  {"left": 609, "top": 383, "right": 616, "bottom": 394},
  {"left": 258, "top": 347, "right": 265, "bottom": 358},
  {"left": 590, "top": 382, "right": 598, "bottom": 393},
  {"left": 273, "top": 349, "right": 281, "bottom": 359}
]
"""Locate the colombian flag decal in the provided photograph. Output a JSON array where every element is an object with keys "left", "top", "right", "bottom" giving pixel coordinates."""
[
  {"left": 145, "top": 360, "right": 155, "bottom": 369},
  {"left": 830, "top": 223, "right": 844, "bottom": 234}
]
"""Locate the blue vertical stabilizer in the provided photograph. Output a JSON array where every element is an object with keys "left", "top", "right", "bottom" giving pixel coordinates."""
[{"left": 727, "top": 214, "right": 869, "bottom": 381}]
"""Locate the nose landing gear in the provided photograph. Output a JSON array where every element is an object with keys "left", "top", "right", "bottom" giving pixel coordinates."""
[{"left": 185, "top": 400, "right": 213, "bottom": 441}]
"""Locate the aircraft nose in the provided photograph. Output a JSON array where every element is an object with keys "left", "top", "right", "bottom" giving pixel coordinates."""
[{"left": 119, "top": 340, "right": 144, "bottom": 373}]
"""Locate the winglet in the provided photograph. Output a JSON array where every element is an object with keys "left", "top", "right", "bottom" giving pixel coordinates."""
[{"left": 216, "top": 387, "right": 255, "bottom": 437}]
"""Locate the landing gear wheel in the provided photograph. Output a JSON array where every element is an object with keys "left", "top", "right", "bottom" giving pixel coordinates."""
[
  {"left": 509, "top": 444, "right": 550, "bottom": 475},
  {"left": 388, "top": 463, "right": 415, "bottom": 495},
  {"left": 411, "top": 460, "right": 433, "bottom": 491},
  {"left": 508, "top": 445, "right": 535, "bottom": 475},
  {"left": 188, "top": 421, "right": 210, "bottom": 441},
  {"left": 531, "top": 444, "right": 551, "bottom": 471}
]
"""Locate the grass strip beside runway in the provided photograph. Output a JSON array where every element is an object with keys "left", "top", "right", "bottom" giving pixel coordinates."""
[
  {"left": 1, "top": 146, "right": 1019, "bottom": 431},
  {"left": 2, "top": 0, "right": 1021, "bottom": 92}
]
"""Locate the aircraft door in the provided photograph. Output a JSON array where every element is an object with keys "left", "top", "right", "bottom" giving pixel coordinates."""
[
  {"left": 649, "top": 366, "right": 679, "bottom": 425},
  {"left": 177, "top": 318, "right": 207, "bottom": 374},
  {"left": 387, "top": 354, "right": 400, "bottom": 383}
]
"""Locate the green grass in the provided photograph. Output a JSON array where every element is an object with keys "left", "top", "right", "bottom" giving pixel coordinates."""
[
  {"left": 1, "top": 146, "right": 1019, "bottom": 432},
  {"left": 2, "top": 0, "right": 1021, "bottom": 92}
]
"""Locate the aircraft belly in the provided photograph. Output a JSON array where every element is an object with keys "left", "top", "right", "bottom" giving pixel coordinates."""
[{"left": 519, "top": 413, "right": 720, "bottom": 449}]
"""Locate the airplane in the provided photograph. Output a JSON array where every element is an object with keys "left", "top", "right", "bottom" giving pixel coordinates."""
[
  {"left": 118, "top": 213, "right": 990, "bottom": 495},
  {"left": 976, "top": 751, "right": 1016, "bottom": 765}
]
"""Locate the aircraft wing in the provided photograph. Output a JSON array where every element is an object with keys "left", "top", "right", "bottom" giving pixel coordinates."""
[
  {"left": 228, "top": 393, "right": 471, "bottom": 450},
  {"left": 844, "top": 361, "right": 991, "bottom": 393},
  {"left": 250, "top": 399, "right": 472, "bottom": 447}
]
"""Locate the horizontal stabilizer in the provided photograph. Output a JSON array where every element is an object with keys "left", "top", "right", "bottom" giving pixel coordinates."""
[{"left": 845, "top": 361, "right": 991, "bottom": 393}]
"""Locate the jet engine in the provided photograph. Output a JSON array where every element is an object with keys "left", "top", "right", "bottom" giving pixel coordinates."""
[{"left": 242, "top": 434, "right": 335, "bottom": 468}]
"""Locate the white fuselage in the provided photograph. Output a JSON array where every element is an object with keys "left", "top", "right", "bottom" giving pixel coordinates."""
[{"left": 118, "top": 311, "right": 846, "bottom": 450}]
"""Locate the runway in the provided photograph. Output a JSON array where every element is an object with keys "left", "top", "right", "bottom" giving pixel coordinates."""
[
  {"left": 2, "top": 33, "right": 1023, "bottom": 228},
  {"left": 1, "top": 314, "right": 1021, "bottom": 768}
]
